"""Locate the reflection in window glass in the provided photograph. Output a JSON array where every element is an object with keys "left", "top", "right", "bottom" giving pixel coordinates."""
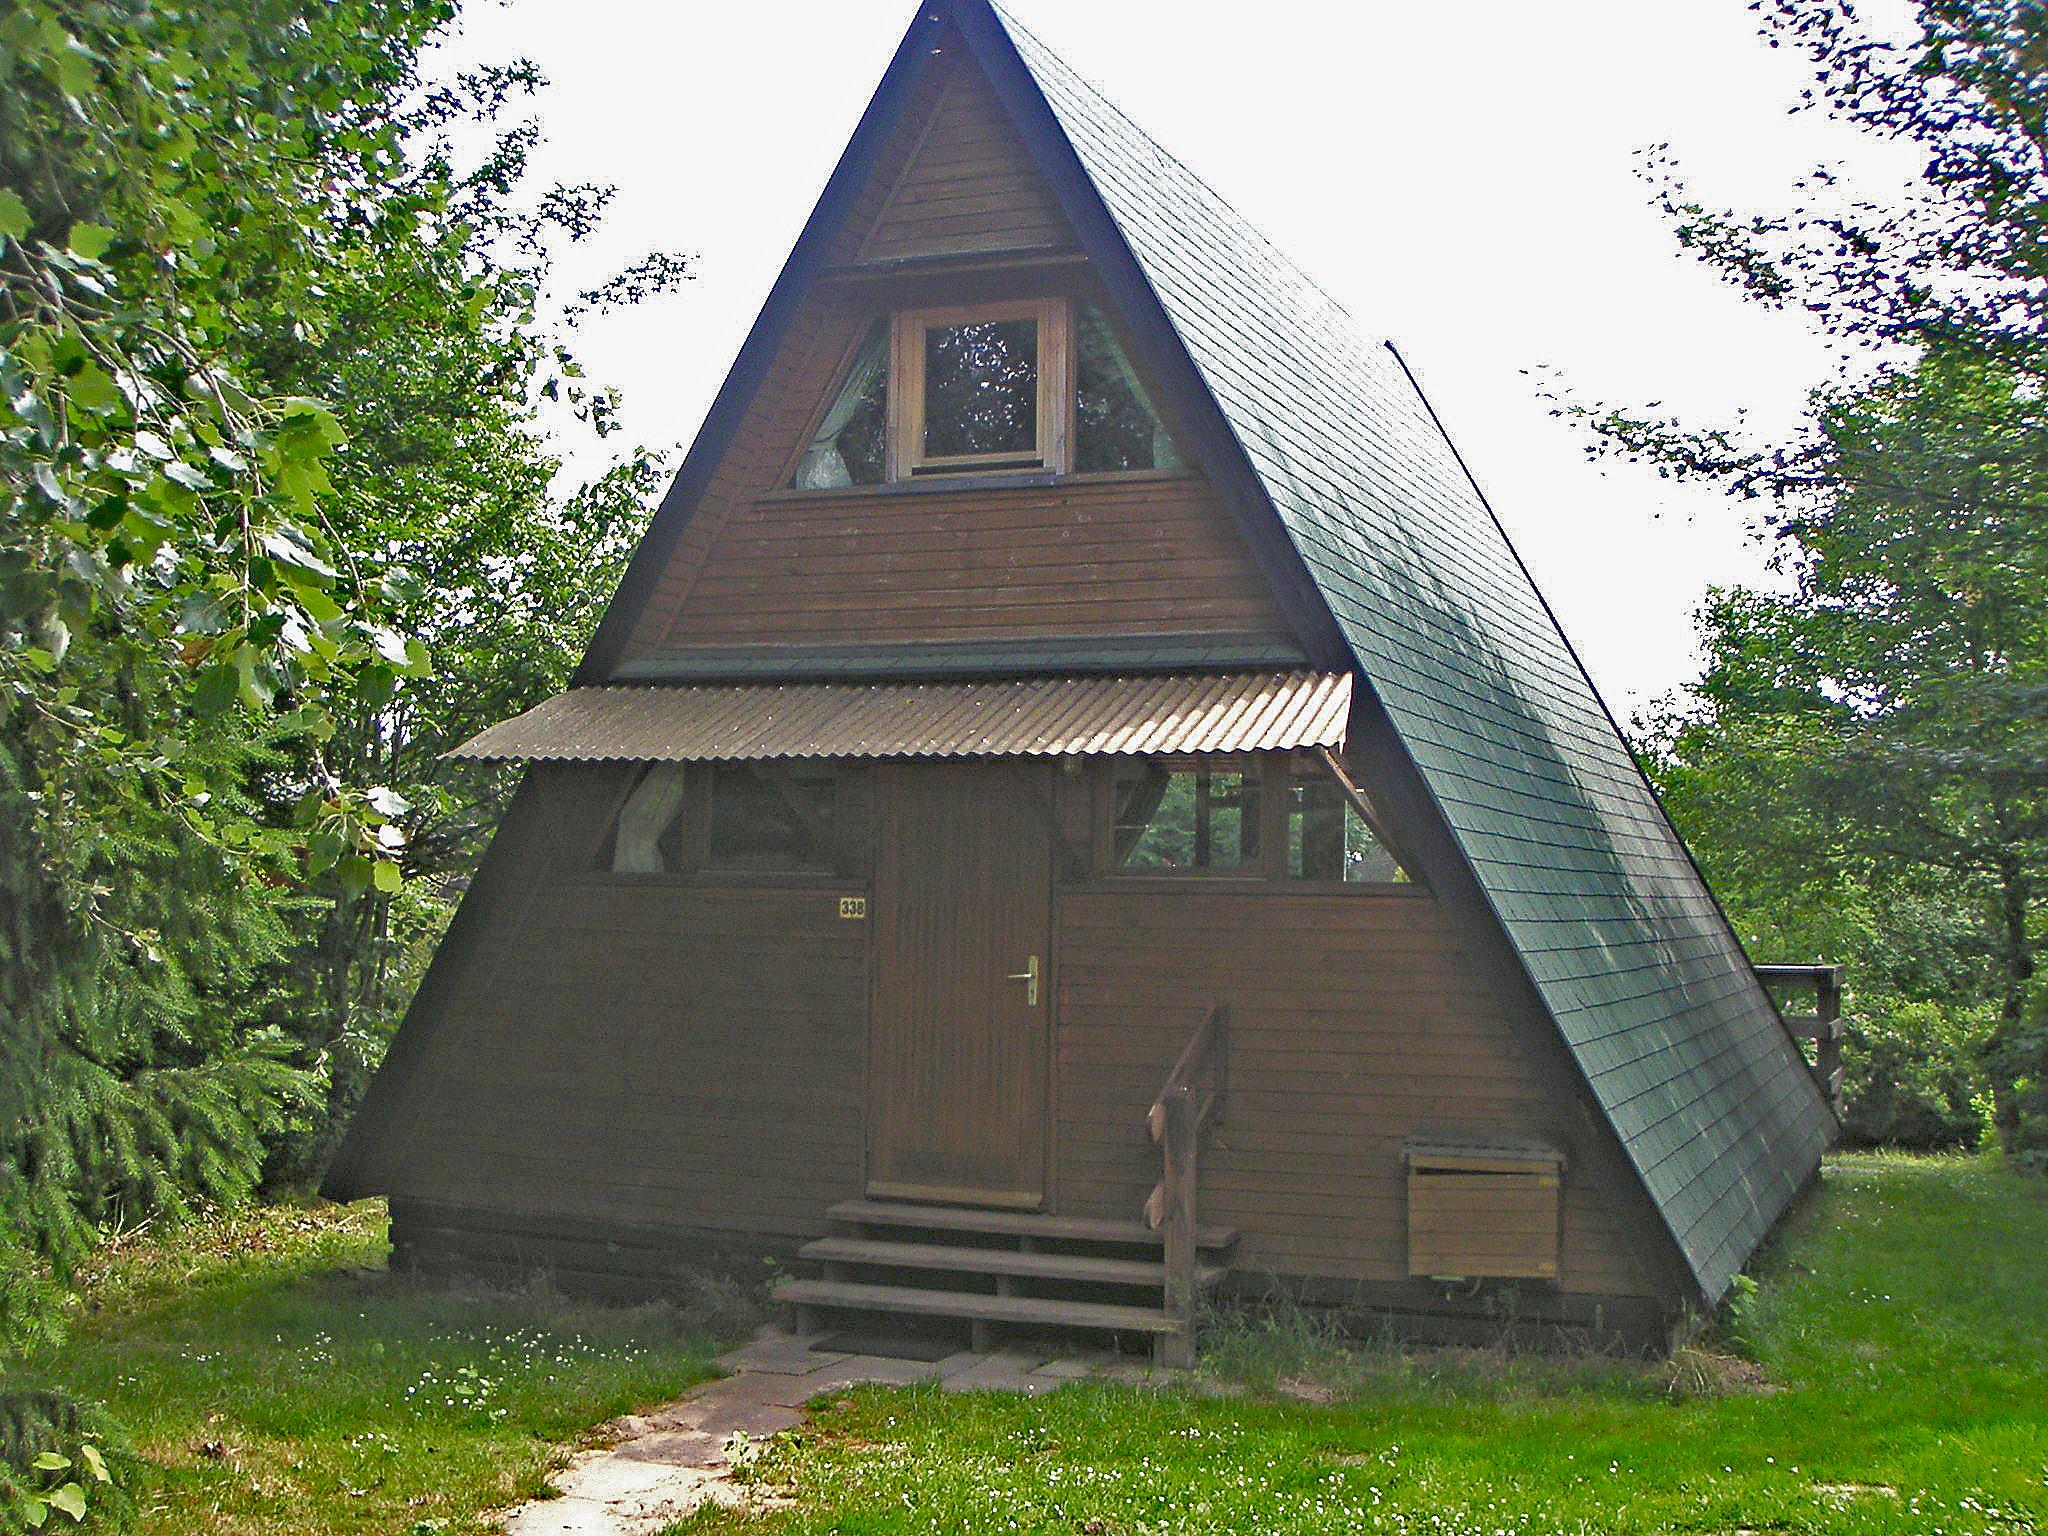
[
  {"left": 708, "top": 766, "right": 836, "bottom": 872},
  {"left": 1075, "top": 303, "right": 1179, "bottom": 473},
  {"left": 1288, "top": 777, "right": 1406, "bottom": 883},
  {"left": 601, "top": 765, "right": 839, "bottom": 875},
  {"left": 792, "top": 322, "right": 888, "bottom": 488},
  {"left": 1113, "top": 763, "right": 1259, "bottom": 873},
  {"left": 922, "top": 318, "right": 1039, "bottom": 463}
]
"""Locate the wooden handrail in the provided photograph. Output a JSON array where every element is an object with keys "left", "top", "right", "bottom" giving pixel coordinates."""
[
  {"left": 1145, "top": 1002, "right": 1229, "bottom": 1368},
  {"left": 1756, "top": 963, "right": 1847, "bottom": 1129}
]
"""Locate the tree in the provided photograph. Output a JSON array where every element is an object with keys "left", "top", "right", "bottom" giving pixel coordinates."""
[
  {"left": 1560, "top": 1, "right": 2048, "bottom": 1158},
  {"left": 1, "top": 0, "right": 681, "bottom": 1368}
]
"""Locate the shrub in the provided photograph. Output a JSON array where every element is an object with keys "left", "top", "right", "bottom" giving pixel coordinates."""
[
  {"left": 0, "top": 1393, "right": 136, "bottom": 1536},
  {"left": 1838, "top": 1001, "right": 1992, "bottom": 1151}
]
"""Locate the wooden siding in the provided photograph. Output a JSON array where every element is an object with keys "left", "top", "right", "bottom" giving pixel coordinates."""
[
  {"left": 1052, "top": 888, "right": 1655, "bottom": 1298},
  {"left": 658, "top": 475, "right": 1291, "bottom": 648},
  {"left": 366, "top": 771, "right": 872, "bottom": 1241},
  {"left": 611, "top": 36, "right": 1289, "bottom": 666},
  {"left": 858, "top": 49, "right": 1073, "bottom": 262}
]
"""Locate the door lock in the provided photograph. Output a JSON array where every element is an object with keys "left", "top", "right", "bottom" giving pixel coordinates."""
[{"left": 1005, "top": 953, "right": 1041, "bottom": 1007}]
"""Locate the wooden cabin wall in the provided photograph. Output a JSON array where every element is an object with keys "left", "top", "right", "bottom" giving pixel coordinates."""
[
  {"left": 1052, "top": 887, "right": 1657, "bottom": 1303},
  {"left": 856, "top": 50, "right": 1072, "bottom": 263},
  {"left": 368, "top": 768, "right": 873, "bottom": 1289},
  {"left": 618, "top": 273, "right": 1292, "bottom": 658}
]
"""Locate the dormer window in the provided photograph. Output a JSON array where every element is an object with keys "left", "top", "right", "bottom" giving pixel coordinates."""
[{"left": 790, "top": 296, "right": 1176, "bottom": 489}]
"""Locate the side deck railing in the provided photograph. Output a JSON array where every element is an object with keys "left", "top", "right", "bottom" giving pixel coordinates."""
[
  {"left": 1145, "top": 1001, "right": 1229, "bottom": 1368},
  {"left": 1756, "top": 963, "right": 1846, "bottom": 1123}
]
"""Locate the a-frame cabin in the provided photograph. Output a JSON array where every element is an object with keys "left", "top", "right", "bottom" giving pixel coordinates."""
[{"left": 325, "top": 0, "right": 1836, "bottom": 1360}]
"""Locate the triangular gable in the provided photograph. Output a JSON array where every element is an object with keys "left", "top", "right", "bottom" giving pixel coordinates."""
[
  {"left": 381, "top": 0, "right": 1827, "bottom": 1302},
  {"left": 858, "top": 53, "right": 1073, "bottom": 263}
]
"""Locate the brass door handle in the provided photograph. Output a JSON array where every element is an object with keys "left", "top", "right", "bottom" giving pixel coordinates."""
[{"left": 1005, "top": 953, "right": 1040, "bottom": 1006}]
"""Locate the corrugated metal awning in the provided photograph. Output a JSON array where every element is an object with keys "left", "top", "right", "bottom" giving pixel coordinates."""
[{"left": 448, "top": 671, "right": 1351, "bottom": 763}]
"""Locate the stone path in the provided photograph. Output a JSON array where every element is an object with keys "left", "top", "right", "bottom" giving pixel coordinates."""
[{"left": 501, "top": 1327, "right": 1133, "bottom": 1534}]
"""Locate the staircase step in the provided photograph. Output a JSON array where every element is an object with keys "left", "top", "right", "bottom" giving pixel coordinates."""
[
  {"left": 774, "top": 1278, "right": 1179, "bottom": 1335},
  {"left": 827, "top": 1200, "right": 1237, "bottom": 1252},
  {"left": 800, "top": 1237, "right": 1226, "bottom": 1290}
]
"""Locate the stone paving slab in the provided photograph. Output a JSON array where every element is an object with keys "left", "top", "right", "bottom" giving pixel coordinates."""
[{"left": 497, "top": 1326, "right": 1138, "bottom": 1535}]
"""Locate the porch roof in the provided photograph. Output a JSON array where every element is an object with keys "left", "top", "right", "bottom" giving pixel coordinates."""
[{"left": 448, "top": 670, "right": 1351, "bottom": 764}]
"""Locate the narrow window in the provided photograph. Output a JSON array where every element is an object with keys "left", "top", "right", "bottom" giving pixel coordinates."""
[
  {"left": 1074, "top": 302, "right": 1179, "bottom": 473},
  {"left": 598, "top": 764, "right": 841, "bottom": 876},
  {"left": 1288, "top": 772, "right": 1408, "bottom": 884},
  {"left": 706, "top": 765, "right": 838, "bottom": 873},
  {"left": 1112, "top": 760, "right": 1260, "bottom": 875},
  {"left": 792, "top": 322, "right": 889, "bottom": 488},
  {"left": 894, "top": 299, "right": 1068, "bottom": 477}
]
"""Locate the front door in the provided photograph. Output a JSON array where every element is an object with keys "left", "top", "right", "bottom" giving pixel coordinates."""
[{"left": 867, "top": 760, "right": 1052, "bottom": 1207}]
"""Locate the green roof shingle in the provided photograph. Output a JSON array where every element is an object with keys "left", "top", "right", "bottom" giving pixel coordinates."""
[{"left": 989, "top": 3, "right": 1832, "bottom": 1300}]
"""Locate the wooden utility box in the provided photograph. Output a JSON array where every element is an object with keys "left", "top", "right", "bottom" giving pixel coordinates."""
[{"left": 1404, "top": 1136, "right": 1565, "bottom": 1282}]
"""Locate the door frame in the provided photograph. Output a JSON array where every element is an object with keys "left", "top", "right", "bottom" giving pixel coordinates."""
[{"left": 861, "top": 758, "right": 1060, "bottom": 1210}]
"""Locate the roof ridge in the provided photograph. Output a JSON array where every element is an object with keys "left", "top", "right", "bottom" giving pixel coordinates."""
[{"left": 986, "top": 0, "right": 1368, "bottom": 336}]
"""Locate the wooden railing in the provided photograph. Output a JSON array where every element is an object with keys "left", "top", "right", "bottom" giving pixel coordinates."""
[
  {"left": 1145, "top": 1002, "right": 1229, "bottom": 1368},
  {"left": 1756, "top": 963, "right": 1846, "bottom": 1124}
]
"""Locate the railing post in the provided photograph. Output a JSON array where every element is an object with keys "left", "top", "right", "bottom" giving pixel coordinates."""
[
  {"left": 1816, "top": 968, "right": 1844, "bottom": 1117},
  {"left": 1156, "top": 1085, "right": 1197, "bottom": 1370}
]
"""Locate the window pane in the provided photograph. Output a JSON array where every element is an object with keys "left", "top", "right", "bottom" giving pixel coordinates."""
[
  {"left": 708, "top": 766, "right": 836, "bottom": 872},
  {"left": 922, "top": 318, "right": 1039, "bottom": 461},
  {"left": 1113, "top": 763, "right": 1259, "bottom": 874},
  {"left": 1288, "top": 777, "right": 1406, "bottom": 883},
  {"left": 1075, "top": 303, "right": 1177, "bottom": 472},
  {"left": 793, "top": 321, "right": 887, "bottom": 488}
]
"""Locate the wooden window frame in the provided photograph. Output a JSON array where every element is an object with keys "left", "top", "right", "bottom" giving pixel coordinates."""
[
  {"left": 889, "top": 297, "right": 1071, "bottom": 480},
  {"left": 585, "top": 762, "right": 861, "bottom": 885},
  {"left": 1088, "top": 751, "right": 1421, "bottom": 890}
]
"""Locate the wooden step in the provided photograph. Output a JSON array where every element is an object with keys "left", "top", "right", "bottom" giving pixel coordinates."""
[
  {"left": 827, "top": 1200, "right": 1237, "bottom": 1251},
  {"left": 774, "top": 1278, "right": 1179, "bottom": 1335},
  {"left": 800, "top": 1237, "right": 1226, "bottom": 1290}
]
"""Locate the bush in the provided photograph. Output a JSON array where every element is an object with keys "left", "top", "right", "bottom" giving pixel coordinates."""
[
  {"left": 1838, "top": 1001, "right": 1992, "bottom": 1151},
  {"left": 0, "top": 1393, "right": 136, "bottom": 1536}
]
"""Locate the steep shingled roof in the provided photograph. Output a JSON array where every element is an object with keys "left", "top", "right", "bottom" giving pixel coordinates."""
[{"left": 970, "top": 2, "right": 1833, "bottom": 1300}]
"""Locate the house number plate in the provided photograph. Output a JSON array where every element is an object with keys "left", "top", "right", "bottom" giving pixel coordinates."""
[{"left": 838, "top": 896, "right": 868, "bottom": 920}]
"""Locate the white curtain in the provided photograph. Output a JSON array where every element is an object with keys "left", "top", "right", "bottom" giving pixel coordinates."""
[
  {"left": 611, "top": 764, "right": 690, "bottom": 873},
  {"left": 795, "top": 329, "right": 887, "bottom": 489}
]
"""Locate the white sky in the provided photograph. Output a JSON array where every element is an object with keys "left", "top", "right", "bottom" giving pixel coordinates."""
[{"left": 429, "top": 0, "right": 1915, "bottom": 717}]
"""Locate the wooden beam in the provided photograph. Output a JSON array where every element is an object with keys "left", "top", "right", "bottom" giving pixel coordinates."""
[{"left": 1315, "top": 746, "right": 1420, "bottom": 878}]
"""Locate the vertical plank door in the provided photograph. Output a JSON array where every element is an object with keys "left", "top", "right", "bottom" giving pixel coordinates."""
[{"left": 868, "top": 760, "right": 1053, "bottom": 1207}]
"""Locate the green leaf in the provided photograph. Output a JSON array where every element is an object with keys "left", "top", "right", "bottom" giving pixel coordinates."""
[
  {"left": 67, "top": 222, "right": 115, "bottom": 260},
  {"left": 22, "top": 1495, "right": 48, "bottom": 1529},
  {"left": 261, "top": 529, "right": 337, "bottom": 580},
  {"left": 69, "top": 362, "right": 122, "bottom": 414},
  {"left": 47, "top": 1483, "right": 87, "bottom": 1521},
  {"left": 0, "top": 187, "right": 29, "bottom": 242},
  {"left": 79, "top": 1445, "right": 109, "bottom": 1484},
  {"left": 372, "top": 859, "right": 402, "bottom": 893},
  {"left": 31, "top": 1453, "right": 70, "bottom": 1472}
]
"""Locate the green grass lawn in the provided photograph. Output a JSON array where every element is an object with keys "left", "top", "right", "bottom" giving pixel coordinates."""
[
  {"left": 687, "top": 1153, "right": 2048, "bottom": 1536},
  {"left": 11, "top": 1154, "right": 2043, "bottom": 1536},
  {"left": 7, "top": 1203, "right": 732, "bottom": 1535}
]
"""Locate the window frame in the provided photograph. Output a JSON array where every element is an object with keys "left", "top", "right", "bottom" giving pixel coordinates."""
[
  {"left": 586, "top": 761, "right": 861, "bottom": 886},
  {"left": 1090, "top": 750, "right": 1420, "bottom": 890},
  {"left": 889, "top": 297, "right": 1071, "bottom": 480}
]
